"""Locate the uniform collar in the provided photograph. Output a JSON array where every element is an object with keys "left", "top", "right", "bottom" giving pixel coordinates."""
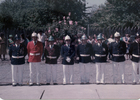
[
  {"left": 66, "top": 44, "right": 70, "bottom": 47},
  {"left": 15, "top": 43, "right": 20, "bottom": 47},
  {"left": 49, "top": 44, "right": 54, "bottom": 48},
  {"left": 115, "top": 41, "right": 120, "bottom": 44}
]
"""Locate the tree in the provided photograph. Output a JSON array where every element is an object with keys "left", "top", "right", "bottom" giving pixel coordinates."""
[
  {"left": 0, "top": 0, "right": 86, "bottom": 30},
  {"left": 89, "top": 0, "right": 140, "bottom": 29}
]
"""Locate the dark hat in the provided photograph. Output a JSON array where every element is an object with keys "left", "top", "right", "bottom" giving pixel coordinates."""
[{"left": 14, "top": 34, "right": 20, "bottom": 41}]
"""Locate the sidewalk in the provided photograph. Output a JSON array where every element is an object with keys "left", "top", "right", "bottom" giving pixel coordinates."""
[{"left": 0, "top": 84, "right": 140, "bottom": 99}]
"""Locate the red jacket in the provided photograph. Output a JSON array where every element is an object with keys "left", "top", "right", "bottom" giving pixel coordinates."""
[{"left": 27, "top": 41, "right": 43, "bottom": 62}]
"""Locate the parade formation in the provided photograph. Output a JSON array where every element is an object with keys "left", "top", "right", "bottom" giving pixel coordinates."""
[{"left": 0, "top": 29, "right": 139, "bottom": 86}]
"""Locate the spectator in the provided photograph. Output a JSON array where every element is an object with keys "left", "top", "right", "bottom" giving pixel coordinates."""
[
  {"left": 8, "top": 34, "right": 14, "bottom": 47},
  {"left": 0, "top": 33, "right": 6, "bottom": 61},
  {"left": 123, "top": 33, "right": 130, "bottom": 60},
  {"left": 38, "top": 30, "right": 46, "bottom": 61}
]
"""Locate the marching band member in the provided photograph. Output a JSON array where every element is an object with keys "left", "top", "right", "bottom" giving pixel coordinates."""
[
  {"left": 27, "top": 32, "right": 43, "bottom": 86},
  {"left": 44, "top": 36, "right": 60, "bottom": 85},
  {"left": 61, "top": 35, "right": 75, "bottom": 85},
  {"left": 9, "top": 35, "right": 27, "bottom": 86},
  {"left": 109, "top": 32, "right": 126, "bottom": 84},
  {"left": 129, "top": 32, "right": 140, "bottom": 84},
  {"left": 93, "top": 33, "right": 108, "bottom": 84},
  {"left": 77, "top": 34, "right": 93, "bottom": 84}
]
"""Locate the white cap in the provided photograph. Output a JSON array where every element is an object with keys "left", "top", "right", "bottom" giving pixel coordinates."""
[
  {"left": 114, "top": 32, "right": 120, "bottom": 37},
  {"left": 32, "top": 32, "right": 37, "bottom": 37},
  {"left": 65, "top": 35, "right": 71, "bottom": 40}
]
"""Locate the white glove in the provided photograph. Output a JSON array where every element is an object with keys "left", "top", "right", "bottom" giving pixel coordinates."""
[
  {"left": 66, "top": 57, "right": 71, "bottom": 63},
  {"left": 76, "top": 57, "right": 79, "bottom": 60}
]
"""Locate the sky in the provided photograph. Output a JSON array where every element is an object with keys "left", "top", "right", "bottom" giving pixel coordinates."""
[{"left": 86, "top": 0, "right": 106, "bottom": 7}]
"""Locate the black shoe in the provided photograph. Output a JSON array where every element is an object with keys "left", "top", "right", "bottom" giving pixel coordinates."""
[
  {"left": 46, "top": 83, "right": 50, "bottom": 85},
  {"left": 80, "top": 82, "right": 85, "bottom": 84},
  {"left": 37, "top": 83, "right": 41, "bottom": 86},
  {"left": 18, "top": 83, "right": 23, "bottom": 86},
  {"left": 86, "top": 82, "right": 90, "bottom": 84},
  {"left": 12, "top": 83, "right": 17, "bottom": 86},
  {"left": 53, "top": 83, "right": 58, "bottom": 85},
  {"left": 96, "top": 83, "right": 100, "bottom": 85},
  {"left": 29, "top": 83, "right": 33, "bottom": 86},
  {"left": 132, "top": 82, "right": 137, "bottom": 85}
]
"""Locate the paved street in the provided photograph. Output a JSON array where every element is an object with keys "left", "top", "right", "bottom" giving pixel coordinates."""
[
  {"left": 0, "top": 55, "right": 140, "bottom": 99},
  {"left": 0, "top": 55, "right": 135, "bottom": 84}
]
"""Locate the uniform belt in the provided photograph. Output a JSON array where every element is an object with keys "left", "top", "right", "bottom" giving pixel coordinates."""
[
  {"left": 113, "top": 54, "right": 124, "bottom": 56},
  {"left": 47, "top": 56, "right": 57, "bottom": 59},
  {"left": 132, "top": 54, "right": 140, "bottom": 57},
  {"left": 30, "top": 53, "right": 40, "bottom": 56},
  {"left": 95, "top": 54, "right": 106, "bottom": 57},
  {"left": 12, "top": 56, "right": 24, "bottom": 58},
  {"left": 80, "top": 54, "right": 90, "bottom": 57}
]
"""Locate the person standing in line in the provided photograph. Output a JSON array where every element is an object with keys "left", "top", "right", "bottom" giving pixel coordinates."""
[
  {"left": 61, "top": 35, "right": 75, "bottom": 85},
  {"left": 129, "top": 32, "right": 140, "bottom": 85},
  {"left": 109, "top": 32, "right": 126, "bottom": 84},
  {"left": 27, "top": 32, "right": 43, "bottom": 86},
  {"left": 93, "top": 33, "right": 108, "bottom": 84},
  {"left": 9, "top": 35, "right": 27, "bottom": 86},
  {"left": 44, "top": 36, "right": 60, "bottom": 85},
  {"left": 8, "top": 34, "right": 14, "bottom": 47},
  {"left": 38, "top": 30, "right": 45, "bottom": 61},
  {"left": 0, "top": 33, "right": 6, "bottom": 61},
  {"left": 77, "top": 34, "right": 93, "bottom": 84}
]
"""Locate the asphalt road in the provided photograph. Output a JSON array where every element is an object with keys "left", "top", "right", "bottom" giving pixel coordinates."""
[{"left": 0, "top": 55, "right": 135, "bottom": 85}]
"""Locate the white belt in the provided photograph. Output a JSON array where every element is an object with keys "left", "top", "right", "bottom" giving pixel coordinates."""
[
  {"left": 132, "top": 54, "right": 140, "bottom": 57},
  {"left": 113, "top": 54, "right": 124, "bottom": 56},
  {"left": 95, "top": 54, "right": 106, "bottom": 57},
  {"left": 12, "top": 56, "right": 24, "bottom": 58},
  {"left": 80, "top": 54, "right": 90, "bottom": 57},
  {"left": 47, "top": 56, "right": 57, "bottom": 59},
  {"left": 30, "top": 53, "right": 40, "bottom": 56}
]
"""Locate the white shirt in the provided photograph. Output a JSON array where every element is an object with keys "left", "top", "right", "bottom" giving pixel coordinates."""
[
  {"left": 49, "top": 45, "right": 54, "bottom": 49},
  {"left": 15, "top": 44, "right": 20, "bottom": 47},
  {"left": 37, "top": 33, "right": 45, "bottom": 43},
  {"left": 108, "top": 38, "right": 115, "bottom": 44}
]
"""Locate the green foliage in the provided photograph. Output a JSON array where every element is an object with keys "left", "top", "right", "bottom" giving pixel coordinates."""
[
  {"left": 0, "top": 0, "right": 86, "bottom": 30},
  {"left": 90, "top": 0, "right": 140, "bottom": 29}
]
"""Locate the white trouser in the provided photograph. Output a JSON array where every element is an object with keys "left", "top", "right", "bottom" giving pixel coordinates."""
[
  {"left": 79, "top": 63, "right": 91, "bottom": 83},
  {"left": 11, "top": 64, "right": 24, "bottom": 84},
  {"left": 46, "top": 64, "right": 57, "bottom": 83},
  {"left": 29, "top": 62, "right": 40, "bottom": 84},
  {"left": 132, "top": 61, "right": 140, "bottom": 83},
  {"left": 112, "top": 62, "right": 125, "bottom": 83},
  {"left": 96, "top": 63, "right": 106, "bottom": 83},
  {"left": 63, "top": 65, "right": 74, "bottom": 84}
]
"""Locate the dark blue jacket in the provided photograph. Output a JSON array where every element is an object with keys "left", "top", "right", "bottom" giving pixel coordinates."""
[
  {"left": 129, "top": 40, "right": 140, "bottom": 62},
  {"left": 109, "top": 41, "right": 126, "bottom": 62},
  {"left": 93, "top": 43, "right": 108, "bottom": 63},
  {"left": 61, "top": 44, "right": 75, "bottom": 65},
  {"left": 77, "top": 43, "right": 93, "bottom": 63},
  {"left": 9, "top": 43, "right": 27, "bottom": 65},
  {"left": 44, "top": 44, "right": 60, "bottom": 64}
]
